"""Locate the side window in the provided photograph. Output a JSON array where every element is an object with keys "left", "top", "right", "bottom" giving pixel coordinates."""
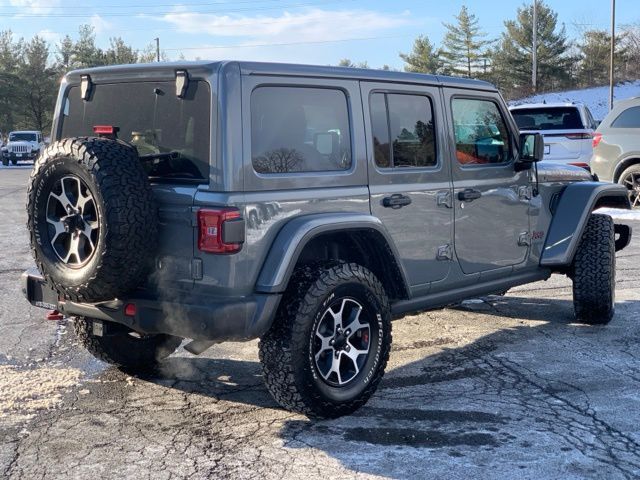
[
  {"left": 251, "top": 86, "right": 352, "bottom": 174},
  {"left": 452, "top": 98, "right": 511, "bottom": 165},
  {"left": 370, "top": 92, "right": 437, "bottom": 168},
  {"left": 611, "top": 106, "right": 640, "bottom": 128}
]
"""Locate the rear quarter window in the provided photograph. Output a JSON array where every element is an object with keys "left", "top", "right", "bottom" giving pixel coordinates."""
[
  {"left": 60, "top": 80, "right": 211, "bottom": 182},
  {"left": 611, "top": 106, "right": 640, "bottom": 128}
]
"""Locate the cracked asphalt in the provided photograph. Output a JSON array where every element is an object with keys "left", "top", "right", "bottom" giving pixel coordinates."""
[{"left": 1, "top": 167, "right": 640, "bottom": 479}]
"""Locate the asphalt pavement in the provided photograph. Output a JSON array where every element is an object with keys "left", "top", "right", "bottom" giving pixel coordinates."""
[{"left": 1, "top": 166, "right": 640, "bottom": 479}]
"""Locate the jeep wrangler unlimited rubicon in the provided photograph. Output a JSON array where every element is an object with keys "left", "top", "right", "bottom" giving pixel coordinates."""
[{"left": 23, "top": 62, "right": 632, "bottom": 418}]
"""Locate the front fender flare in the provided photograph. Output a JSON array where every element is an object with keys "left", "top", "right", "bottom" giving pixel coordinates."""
[
  {"left": 255, "top": 212, "right": 409, "bottom": 294},
  {"left": 540, "top": 182, "right": 630, "bottom": 267}
]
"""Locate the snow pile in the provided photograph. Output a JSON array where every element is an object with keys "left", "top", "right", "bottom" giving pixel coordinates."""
[
  {"left": 595, "top": 207, "right": 640, "bottom": 221},
  {"left": 511, "top": 80, "right": 640, "bottom": 120},
  {"left": 0, "top": 365, "right": 82, "bottom": 420}
]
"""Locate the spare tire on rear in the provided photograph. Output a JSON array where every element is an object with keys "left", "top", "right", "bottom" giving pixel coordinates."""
[{"left": 27, "top": 137, "right": 157, "bottom": 302}]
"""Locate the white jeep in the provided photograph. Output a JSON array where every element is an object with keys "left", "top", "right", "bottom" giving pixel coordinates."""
[{"left": 1, "top": 130, "right": 44, "bottom": 166}]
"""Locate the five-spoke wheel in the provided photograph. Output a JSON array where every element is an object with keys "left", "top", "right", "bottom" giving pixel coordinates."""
[{"left": 46, "top": 175, "right": 99, "bottom": 267}]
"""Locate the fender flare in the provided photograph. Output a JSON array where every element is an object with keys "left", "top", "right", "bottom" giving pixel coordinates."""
[
  {"left": 255, "top": 212, "right": 410, "bottom": 295},
  {"left": 540, "top": 182, "right": 630, "bottom": 267}
]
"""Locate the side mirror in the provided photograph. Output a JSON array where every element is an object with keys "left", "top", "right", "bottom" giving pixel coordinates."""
[
  {"left": 519, "top": 133, "right": 544, "bottom": 163},
  {"left": 314, "top": 131, "right": 339, "bottom": 156}
]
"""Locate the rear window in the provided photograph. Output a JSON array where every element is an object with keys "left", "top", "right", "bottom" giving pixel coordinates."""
[
  {"left": 511, "top": 107, "right": 584, "bottom": 131},
  {"left": 10, "top": 133, "right": 37, "bottom": 142},
  {"left": 60, "top": 81, "right": 211, "bottom": 182},
  {"left": 611, "top": 106, "right": 640, "bottom": 128}
]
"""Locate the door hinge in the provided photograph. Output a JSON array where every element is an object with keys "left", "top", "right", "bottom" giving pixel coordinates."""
[
  {"left": 436, "top": 190, "right": 452, "bottom": 209},
  {"left": 517, "top": 185, "right": 532, "bottom": 201},
  {"left": 437, "top": 244, "right": 452, "bottom": 261},
  {"left": 518, "top": 232, "right": 531, "bottom": 247}
]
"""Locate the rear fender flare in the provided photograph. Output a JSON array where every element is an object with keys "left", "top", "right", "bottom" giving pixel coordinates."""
[{"left": 255, "top": 213, "right": 410, "bottom": 295}]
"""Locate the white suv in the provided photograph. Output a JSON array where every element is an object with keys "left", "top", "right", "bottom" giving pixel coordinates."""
[
  {"left": 1, "top": 130, "right": 44, "bottom": 166},
  {"left": 509, "top": 103, "right": 598, "bottom": 169}
]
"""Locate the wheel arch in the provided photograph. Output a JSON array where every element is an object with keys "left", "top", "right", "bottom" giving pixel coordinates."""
[
  {"left": 540, "top": 181, "right": 630, "bottom": 267},
  {"left": 613, "top": 156, "right": 640, "bottom": 183},
  {"left": 255, "top": 213, "right": 410, "bottom": 301}
]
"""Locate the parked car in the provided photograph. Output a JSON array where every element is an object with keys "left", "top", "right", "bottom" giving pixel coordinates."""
[
  {"left": 1, "top": 130, "right": 45, "bottom": 165},
  {"left": 510, "top": 103, "right": 598, "bottom": 169},
  {"left": 591, "top": 97, "right": 640, "bottom": 208},
  {"left": 23, "top": 62, "right": 631, "bottom": 418}
]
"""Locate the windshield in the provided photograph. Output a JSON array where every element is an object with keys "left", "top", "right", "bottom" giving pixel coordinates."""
[
  {"left": 60, "top": 80, "right": 211, "bottom": 182},
  {"left": 512, "top": 107, "right": 584, "bottom": 131},
  {"left": 9, "top": 133, "right": 37, "bottom": 142}
]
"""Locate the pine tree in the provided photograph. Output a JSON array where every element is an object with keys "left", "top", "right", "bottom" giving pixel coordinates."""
[
  {"left": 0, "top": 31, "right": 23, "bottom": 133},
  {"left": 440, "top": 6, "right": 491, "bottom": 78},
  {"left": 19, "top": 36, "right": 57, "bottom": 131},
  {"left": 105, "top": 37, "right": 138, "bottom": 65},
  {"left": 74, "top": 25, "right": 105, "bottom": 68},
  {"left": 399, "top": 35, "right": 441, "bottom": 74},
  {"left": 577, "top": 29, "right": 628, "bottom": 87},
  {"left": 490, "top": 1, "right": 573, "bottom": 98}
]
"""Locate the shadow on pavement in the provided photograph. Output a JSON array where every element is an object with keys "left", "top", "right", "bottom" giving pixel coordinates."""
[{"left": 136, "top": 296, "right": 640, "bottom": 478}]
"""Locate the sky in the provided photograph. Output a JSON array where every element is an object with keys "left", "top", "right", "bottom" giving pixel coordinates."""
[{"left": 0, "top": 0, "right": 638, "bottom": 69}]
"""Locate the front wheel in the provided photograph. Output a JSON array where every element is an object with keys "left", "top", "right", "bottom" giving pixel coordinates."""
[
  {"left": 259, "top": 263, "right": 392, "bottom": 418},
  {"left": 572, "top": 214, "right": 616, "bottom": 324},
  {"left": 1, "top": 157, "right": 8, "bottom": 166},
  {"left": 11, "top": 158, "right": 17, "bottom": 166}
]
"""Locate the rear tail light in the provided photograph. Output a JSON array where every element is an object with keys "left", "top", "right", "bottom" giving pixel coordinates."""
[
  {"left": 564, "top": 133, "right": 593, "bottom": 140},
  {"left": 592, "top": 133, "right": 603, "bottom": 148},
  {"left": 93, "top": 125, "right": 119, "bottom": 139},
  {"left": 197, "top": 208, "right": 244, "bottom": 254}
]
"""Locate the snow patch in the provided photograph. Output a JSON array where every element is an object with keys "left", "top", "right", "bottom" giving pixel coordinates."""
[{"left": 595, "top": 207, "right": 640, "bottom": 221}]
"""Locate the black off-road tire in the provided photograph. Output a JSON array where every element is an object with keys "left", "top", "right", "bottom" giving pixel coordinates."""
[
  {"left": 259, "top": 262, "right": 392, "bottom": 418},
  {"left": 572, "top": 214, "right": 616, "bottom": 324},
  {"left": 27, "top": 137, "right": 157, "bottom": 302},
  {"left": 1, "top": 157, "right": 8, "bottom": 166},
  {"left": 74, "top": 317, "right": 182, "bottom": 371}
]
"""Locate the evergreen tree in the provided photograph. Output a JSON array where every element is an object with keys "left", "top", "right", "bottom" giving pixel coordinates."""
[
  {"left": 105, "top": 37, "right": 138, "bottom": 65},
  {"left": 56, "top": 35, "right": 75, "bottom": 72},
  {"left": 577, "top": 29, "right": 628, "bottom": 87},
  {"left": 440, "top": 6, "right": 491, "bottom": 78},
  {"left": 19, "top": 36, "right": 57, "bottom": 131},
  {"left": 0, "top": 31, "right": 23, "bottom": 133},
  {"left": 74, "top": 25, "right": 105, "bottom": 68},
  {"left": 399, "top": 35, "right": 441, "bottom": 74},
  {"left": 490, "top": 1, "right": 573, "bottom": 97}
]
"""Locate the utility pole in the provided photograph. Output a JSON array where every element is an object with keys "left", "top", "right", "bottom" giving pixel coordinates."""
[
  {"left": 609, "top": 0, "right": 616, "bottom": 111},
  {"left": 155, "top": 37, "right": 160, "bottom": 62},
  {"left": 532, "top": 0, "right": 538, "bottom": 93}
]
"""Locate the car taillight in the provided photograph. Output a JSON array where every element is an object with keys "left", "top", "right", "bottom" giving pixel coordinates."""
[
  {"left": 592, "top": 133, "right": 603, "bottom": 148},
  {"left": 197, "top": 208, "right": 243, "bottom": 254},
  {"left": 564, "top": 133, "right": 593, "bottom": 140}
]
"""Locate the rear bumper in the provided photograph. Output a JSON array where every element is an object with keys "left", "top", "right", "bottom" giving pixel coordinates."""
[{"left": 21, "top": 268, "right": 281, "bottom": 342}]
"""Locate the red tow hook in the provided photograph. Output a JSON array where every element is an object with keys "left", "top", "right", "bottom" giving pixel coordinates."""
[{"left": 46, "top": 309, "right": 64, "bottom": 321}]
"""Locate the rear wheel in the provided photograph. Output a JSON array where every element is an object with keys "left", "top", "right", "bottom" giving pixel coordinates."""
[
  {"left": 2, "top": 157, "right": 8, "bottom": 166},
  {"left": 572, "top": 214, "right": 616, "bottom": 324},
  {"left": 259, "top": 263, "right": 391, "bottom": 418},
  {"left": 618, "top": 164, "right": 640, "bottom": 209},
  {"left": 74, "top": 317, "right": 182, "bottom": 371},
  {"left": 11, "top": 158, "right": 17, "bottom": 166}
]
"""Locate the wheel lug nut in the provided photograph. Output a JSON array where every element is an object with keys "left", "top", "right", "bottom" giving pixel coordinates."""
[{"left": 329, "top": 339, "right": 335, "bottom": 346}]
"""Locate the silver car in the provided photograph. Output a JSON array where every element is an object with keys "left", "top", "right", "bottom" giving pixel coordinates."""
[{"left": 591, "top": 97, "right": 640, "bottom": 208}]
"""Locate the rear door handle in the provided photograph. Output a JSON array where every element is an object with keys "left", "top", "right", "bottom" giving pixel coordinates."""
[
  {"left": 458, "top": 189, "right": 482, "bottom": 202},
  {"left": 382, "top": 193, "right": 412, "bottom": 209}
]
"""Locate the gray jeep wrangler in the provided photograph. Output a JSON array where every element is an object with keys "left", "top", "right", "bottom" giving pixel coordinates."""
[{"left": 23, "top": 61, "right": 632, "bottom": 418}]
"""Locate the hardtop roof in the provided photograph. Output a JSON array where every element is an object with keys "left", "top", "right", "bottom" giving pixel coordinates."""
[{"left": 66, "top": 60, "right": 497, "bottom": 91}]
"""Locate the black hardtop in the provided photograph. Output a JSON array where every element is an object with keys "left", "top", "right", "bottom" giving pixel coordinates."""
[{"left": 65, "top": 60, "right": 497, "bottom": 91}]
